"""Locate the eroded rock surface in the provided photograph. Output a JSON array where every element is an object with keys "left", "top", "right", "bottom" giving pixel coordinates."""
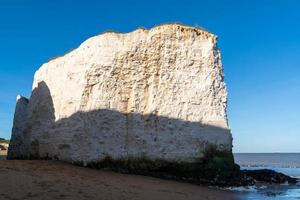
[
  {"left": 9, "top": 24, "right": 232, "bottom": 164},
  {"left": 8, "top": 95, "right": 29, "bottom": 159}
]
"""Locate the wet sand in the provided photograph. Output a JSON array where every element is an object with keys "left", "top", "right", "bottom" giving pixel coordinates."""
[
  {"left": 0, "top": 150, "right": 7, "bottom": 160},
  {"left": 0, "top": 152, "right": 241, "bottom": 200}
]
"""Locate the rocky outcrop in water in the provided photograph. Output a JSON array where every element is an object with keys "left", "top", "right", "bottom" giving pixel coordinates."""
[{"left": 243, "top": 169, "right": 297, "bottom": 184}]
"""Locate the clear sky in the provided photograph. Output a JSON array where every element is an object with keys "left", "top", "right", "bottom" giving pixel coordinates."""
[{"left": 0, "top": 0, "right": 299, "bottom": 153}]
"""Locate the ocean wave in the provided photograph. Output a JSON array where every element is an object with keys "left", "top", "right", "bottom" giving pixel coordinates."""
[
  {"left": 226, "top": 185, "right": 258, "bottom": 192},
  {"left": 240, "top": 164, "right": 300, "bottom": 169}
]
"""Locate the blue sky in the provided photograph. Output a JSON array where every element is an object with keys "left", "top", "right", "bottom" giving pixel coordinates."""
[{"left": 0, "top": 0, "right": 299, "bottom": 152}]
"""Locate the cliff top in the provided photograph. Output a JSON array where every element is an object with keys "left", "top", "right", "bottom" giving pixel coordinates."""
[
  {"left": 98, "top": 23, "right": 216, "bottom": 37},
  {"left": 47, "top": 23, "right": 216, "bottom": 63}
]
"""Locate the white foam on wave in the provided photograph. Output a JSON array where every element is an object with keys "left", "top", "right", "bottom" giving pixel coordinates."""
[{"left": 226, "top": 185, "right": 257, "bottom": 192}]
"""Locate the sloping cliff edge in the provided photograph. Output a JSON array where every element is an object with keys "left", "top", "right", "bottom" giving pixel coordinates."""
[{"left": 9, "top": 23, "right": 248, "bottom": 186}]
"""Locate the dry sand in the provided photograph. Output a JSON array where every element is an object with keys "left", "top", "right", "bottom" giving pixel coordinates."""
[{"left": 0, "top": 151, "right": 242, "bottom": 200}]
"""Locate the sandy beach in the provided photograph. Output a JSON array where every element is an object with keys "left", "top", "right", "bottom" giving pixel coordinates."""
[{"left": 0, "top": 152, "right": 241, "bottom": 200}]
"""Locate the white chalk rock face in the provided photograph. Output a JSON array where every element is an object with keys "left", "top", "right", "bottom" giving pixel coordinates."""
[{"left": 9, "top": 24, "right": 232, "bottom": 162}]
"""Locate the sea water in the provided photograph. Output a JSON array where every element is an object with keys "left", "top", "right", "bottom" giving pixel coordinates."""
[{"left": 233, "top": 153, "right": 300, "bottom": 199}]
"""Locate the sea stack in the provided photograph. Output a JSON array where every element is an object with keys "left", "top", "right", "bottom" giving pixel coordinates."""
[{"left": 8, "top": 24, "right": 232, "bottom": 166}]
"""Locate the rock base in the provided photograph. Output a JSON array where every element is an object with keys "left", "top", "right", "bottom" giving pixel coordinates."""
[{"left": 74, "top": 149, "right": 253, "bottom": 187}]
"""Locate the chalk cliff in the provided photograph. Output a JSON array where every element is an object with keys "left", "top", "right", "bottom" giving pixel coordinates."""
[
  {"left": 8, "top": 24, "right": 232, "bottom": 164},
  {"left": 8, "top": 95, "right": 28, "bottom": 158}
]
